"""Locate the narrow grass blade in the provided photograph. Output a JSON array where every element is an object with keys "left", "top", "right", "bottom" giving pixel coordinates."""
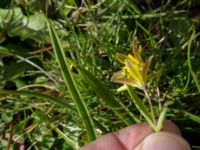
[
  {"left": 183, "top": 111, "right": 200, "bottom": 124},
  {"left": 124, "top": 0, "right": 142, "bottom": 15},
  {"left": 183, "top": 69, "right": 191, "bottom": 91},
  {"left": 127, "top": 86, "right": 155, "bottom": 130},
  {"left": 171, "top": 108, "right": 200, "bottom": 124},
  {"left": 135, "top": 21, "right": 157, "bottom": 48},
  {"left": 76, "top": 65, "right": 139, "bottom": 124},
  {"left": 51, "top": 124, "right": 79, "bottom": 150},
  {"left": 0, "top": 90, "right": 108, "bottom": 134},
  {"left": 47, "top": 20, "right": 96, "bottom": 141},
  {"left": 0, "top": 89, "right": 76, "bottom": 112},
  {"left": 93, "top": 118, "right": 109, "bottom": 133},
  {"left": 187, "top": 30, "right": 200, "bottom": 93}
]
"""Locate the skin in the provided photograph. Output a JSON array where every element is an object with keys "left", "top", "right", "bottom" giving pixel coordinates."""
[{"left": 80, "top": 121, "right": 181, "bottom": 150}]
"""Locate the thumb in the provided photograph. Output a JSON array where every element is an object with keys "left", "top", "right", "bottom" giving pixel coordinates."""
[{"left": 135, "top": 131, "right": 191, "bottom": 150}]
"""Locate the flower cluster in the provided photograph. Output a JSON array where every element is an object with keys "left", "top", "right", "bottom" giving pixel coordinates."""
[{"left": 111, "top": 41, "right": 153, "bottom": 90}]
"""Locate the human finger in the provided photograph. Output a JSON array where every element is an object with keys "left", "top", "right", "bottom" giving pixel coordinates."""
[
  {"left": 135, "top": 131, "right": 191, "bottom": 150},
  {"left": 80, "top": 120, "right": 181, "bottom": 150}
]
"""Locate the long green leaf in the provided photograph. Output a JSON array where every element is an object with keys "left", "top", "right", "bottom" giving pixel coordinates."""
[
  {"left": 47, "top": 20, "right": 96, "bottom": 141},
  {"left": 124, "top": 0, "right": 141, "bottom": 15},
  {"left": 187, "top": 30, "right": 200, "bottom": 93},
  {"left": 76, "top": 66, "right": 139, "bottom": 125},
  {"left": 0, "top": 90, "right": 76, "bottom": 112},
  {"left": 171, "top": 108, "right": 200, "bottom": 124},
  {"left": 127, "top": 86, "right": 155, "bottom": 130}
]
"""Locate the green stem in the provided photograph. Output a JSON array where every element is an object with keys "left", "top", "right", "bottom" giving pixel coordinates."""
[
  {"left": 143, "top": 88, "right": 156, "bottom": 126},
  {"left": 127, "top": 86, "right": 156, "bottom": 130}
]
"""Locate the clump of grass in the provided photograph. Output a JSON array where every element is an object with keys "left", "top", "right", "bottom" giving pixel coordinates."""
[{"left": 0, "top": 0, "right": 200, "bottom": 149}]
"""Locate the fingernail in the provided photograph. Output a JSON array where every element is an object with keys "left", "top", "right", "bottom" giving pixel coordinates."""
[{"left": 135, "top": 132, "right": 191, "bottom": 150}]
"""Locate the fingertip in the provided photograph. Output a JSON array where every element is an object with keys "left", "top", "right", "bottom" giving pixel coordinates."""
[{"left": 135, "top": 132, "right": 191, "bottom": 150}]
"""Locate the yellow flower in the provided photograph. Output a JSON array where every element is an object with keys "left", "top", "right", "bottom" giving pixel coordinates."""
[{"left": 111, "top": 42, "right": 153, "bottom": 90}]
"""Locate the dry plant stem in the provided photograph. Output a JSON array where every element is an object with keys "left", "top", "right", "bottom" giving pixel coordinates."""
[
  {"left": 143, "top": 87, "right": 156, "bottom": 127},
  {"left": 156, "top": 86, "right": 162, "bottom": 113},
  {"left": 28, "top": 46, "right": 52, "bottom": 55},
  {"left": 6, "top": 120, "right": 14, "bottom": 150}
]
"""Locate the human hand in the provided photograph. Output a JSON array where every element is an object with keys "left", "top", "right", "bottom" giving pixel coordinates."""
[{"left": 80, "top": 121, "right": 191, "bottom": 150}]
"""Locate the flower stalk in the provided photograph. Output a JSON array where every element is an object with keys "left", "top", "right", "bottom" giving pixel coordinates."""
[
  {"left": 143, "top": 87, "right": 156, "bottom": 126},
  {"left": 112, "top": 38, "right": 159, "bottom": 131}
]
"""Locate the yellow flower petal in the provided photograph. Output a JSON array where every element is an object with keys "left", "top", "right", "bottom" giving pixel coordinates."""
[
  {"left": 142, "top": 55, "right": 154, "bottom": 82},
  {"left": 112, "top": 43, "right": 153, "bottom": 90},
  {"left": 125, "top": 59, "right": 143, "bottom": 83},
  {"left": 133, "top": 49, "right": 144, "bottom": 63},
  {"left": 127, "top": 54, "right": 141, "bottom": 65},
  {"left": 112, "top": 77, "right": 143, "bottom": 89},
  {"left": 116, "top": 53, "right": 128, "bottom": 64},
  {"left": 131, "top": 38, "right": 139, "bottom": 52},
  {"left": 111, "top": 70, "right": 126, "bottom": 81}
]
